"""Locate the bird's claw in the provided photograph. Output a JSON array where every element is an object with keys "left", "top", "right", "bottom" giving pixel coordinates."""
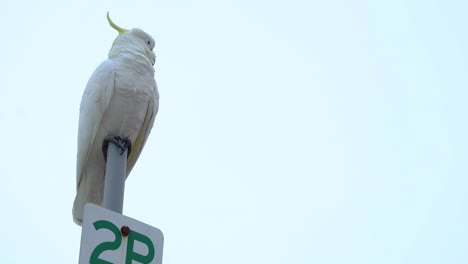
[
  {"left": 102, "top": 136, "right": 132, "bottom": 162},
  {"left": 118, "top": 137, "right": 132, "bottom": 156}
]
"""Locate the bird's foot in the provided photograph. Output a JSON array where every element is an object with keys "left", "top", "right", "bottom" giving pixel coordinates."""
[{"left": 102, "top": 136, "right": 132, "bottom": 162}]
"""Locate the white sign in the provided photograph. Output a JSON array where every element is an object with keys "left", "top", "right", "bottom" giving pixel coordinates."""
[{"left": 79, "top": 203, "right": 164, "bottom": 264}]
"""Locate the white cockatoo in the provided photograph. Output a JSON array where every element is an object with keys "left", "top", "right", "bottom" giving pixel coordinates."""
[{"left": 73, "top": 12, "right": 159, "bottom": 225}]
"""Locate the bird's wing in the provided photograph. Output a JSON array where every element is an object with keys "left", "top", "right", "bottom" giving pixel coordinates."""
[
  {"left": 76, "top": 60, "right": 115, "bottom": 187},
  {"left": 126, "top": 80, "right": 159, "bottom": 175}
]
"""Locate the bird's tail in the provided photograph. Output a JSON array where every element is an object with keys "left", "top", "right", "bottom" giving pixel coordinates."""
[
  {"left": 72, "top": 184, "right": 86, "bottom": 226},
  {"left": 72, "top": 171, "right": 104, "bottom": 226}
]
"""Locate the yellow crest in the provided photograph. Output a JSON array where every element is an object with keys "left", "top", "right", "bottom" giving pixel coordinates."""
[{"left": 107, "top": 12, "right": 128, "bottom": 35}]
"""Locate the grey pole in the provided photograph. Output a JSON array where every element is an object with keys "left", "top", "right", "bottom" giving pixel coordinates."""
[{"left": 103, "top": 141, "right": 127, "bottom": 214}]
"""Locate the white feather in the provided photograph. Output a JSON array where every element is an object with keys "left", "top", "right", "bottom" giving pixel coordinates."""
[{"left": 73, "top": 28, "right": 159, "bottom": 225}]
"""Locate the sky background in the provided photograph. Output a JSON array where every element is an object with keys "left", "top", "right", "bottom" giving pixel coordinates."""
[{"left": 1, "top": 0, "right": 467, "bottom": 263}]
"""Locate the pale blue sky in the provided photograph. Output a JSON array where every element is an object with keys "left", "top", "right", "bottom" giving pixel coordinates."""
[{"left": 1, "top": 0, "right": 467, "bottom": 263}]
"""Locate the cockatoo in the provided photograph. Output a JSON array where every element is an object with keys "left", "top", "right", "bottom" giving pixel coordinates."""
[{"left": 73, "top": 12, "right": 159, "bottom": 225}]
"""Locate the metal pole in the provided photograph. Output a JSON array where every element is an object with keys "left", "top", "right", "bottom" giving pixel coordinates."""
[{"left": 103, "top": 141, "right": 127, "bottom": 214}]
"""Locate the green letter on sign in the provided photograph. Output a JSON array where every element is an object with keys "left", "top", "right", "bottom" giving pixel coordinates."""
[
  {"left": 88, "top": 219, "right": 156, "bottom": 263},
  {"left": 90, "top": 220, "right": 122, "bottom": 264},
  {"left": 126, "top": 230, "right": 155, "bottom": 264}
]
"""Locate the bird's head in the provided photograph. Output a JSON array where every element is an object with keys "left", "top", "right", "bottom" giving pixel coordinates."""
[{"left": 107, "top": 12, "right": 156, "bottom": 66}]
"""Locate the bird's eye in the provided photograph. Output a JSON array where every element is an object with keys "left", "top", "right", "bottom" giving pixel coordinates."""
[{"left": 145, "top": 38, "right": 154, "bottom": 50}]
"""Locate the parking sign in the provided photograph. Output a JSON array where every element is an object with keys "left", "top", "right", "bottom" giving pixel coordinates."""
[{"left": 79, "top": 203, "right": 164, "bottom": 264}]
